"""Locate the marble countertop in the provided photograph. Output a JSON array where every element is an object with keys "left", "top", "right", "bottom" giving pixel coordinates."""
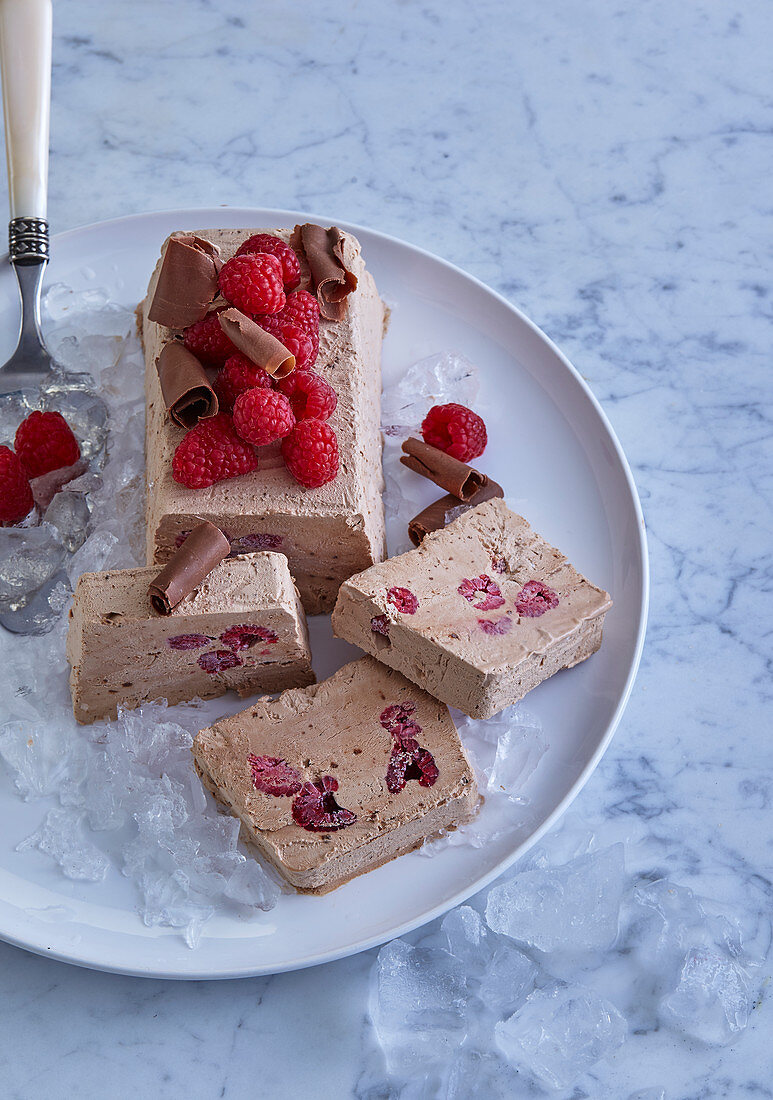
[{"left": 1, "top": 1, "right": 771, "bottom": 1096}]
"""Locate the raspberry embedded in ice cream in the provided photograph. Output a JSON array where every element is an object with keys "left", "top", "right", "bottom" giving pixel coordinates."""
[
  {"left": 291, "top": 775, "right": 357, "bottom": 832},
  {"left": 248, "top": 753, "right": 302, "bottom": 797},
  {"left": 457, "top": 574, "right": 505, "bottom": 611},
  {"left": 515, "top": 579, "right": 560, "bottom": 618}
]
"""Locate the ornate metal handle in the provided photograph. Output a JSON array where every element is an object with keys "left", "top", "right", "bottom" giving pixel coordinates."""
[{"left": 8, "top": 215, "right": 49, "bottom": 264}]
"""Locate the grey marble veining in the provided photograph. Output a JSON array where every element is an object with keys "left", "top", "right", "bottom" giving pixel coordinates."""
[{"left": 1, "top": 0, "right": 772, "bottom": 1096}]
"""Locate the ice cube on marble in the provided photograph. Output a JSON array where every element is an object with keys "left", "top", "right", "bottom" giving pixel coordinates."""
[
  {"left": 441, "top": 906, "right": 491, "bottom": 975},
  {"left": 478, "top": 942, "right": 539, "bottom": 1018},
  {"left": 372, "top": 939, "right": 470, "bottom": 1074},
  {"left": 494, "top": 981, "right": 627, "bottom": 1090},
  {"left": 660, "top": 947, "right": 751, "bottom": 1046},
  {"left": 627, "top": 1089, "right": 666, "bottom": 1100},
  {"left": 0, "top": 525, "right": 66, "bottom": 612},
  {"left": 446, "top": 1048, "right": 521, "bottom": 1100},
  {"left": 17, "top": 807, "right": 110, "bottom": 881},
  {"left": 224, "top": 859, "right": 282, "bottom": 910},
  {"left": 485, "top": 844, "right": 626, "bottom": 952},
  {"left": 44, "top": 490, "right": 91, "bottom": 552}
]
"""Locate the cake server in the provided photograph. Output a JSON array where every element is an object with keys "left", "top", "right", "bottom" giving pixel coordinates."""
[{"left": 0, "top": 0, "right": 55, "bottom": 396}]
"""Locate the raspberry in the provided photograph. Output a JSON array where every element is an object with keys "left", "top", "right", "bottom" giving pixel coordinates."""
[
  {"left": 15, "top": 411, "right": 80, "bottom": 479},
  {"left": 386, "top": 586, "right": 418, "bottom": 615},
  {"left": 515, "top": 579, "right": 560, "bottom": 618},
  {"left": 166, "top": 633, "right": 211, "bottom": 650},
  {"left": 277, "top": 370, "right": 337, "bottom": 421},
  {"left": 0, "top": 446, "right": 33, "bottom": 524},
  {"left": 371, "top": 614, "right": 390, "bottom": 636},
  {"left": 198, "top": 650, "right": 243, "bottom": 673},
  {"left": 281, "top": 419, "right": 339, "bottom": 488},
  {"left": 230, "top": 532, "right": 282, "bottom": 552},
  {"left": 183, "top": 309, "right": 237, "bottom": 368},
  {"left": 214, "top": 353, "right": 274, "bottom": 413},
  {"left": 172, "top": 413, "right": 259, "bottom": 489},
  {"left": 458, "top": 574, "right": 505, "bottom": 611},
  {"left": 235, "top": 234, "right": 301, "bottom": 291},
  {"left": 478, "top": 617, "right": 512, "bottom": 636},
  {"left": 291, "top": 776, "right": 356, "bottom": 831},
  {"left": 218, "top": 253, "right": 285, "bottom": 316},
  {"left": 421, "top": 403, "right": 487, "bottom": 462},
  {"left": 219, "top": 624, "right": 278, "bottom": 650},
  {"left": 248, "top": 753, "right": 302, "bottom": 797},
  {"left": 233, "top": 388, "right": 295, "bottom": 447},
  {"left": 386, "top": 743, "right": 439, "bottom": 793},
  {"left": 258, "top": 317, "right": 315, "bottom": 371},
  {"left": 276, "top": 291, "right": 320, "bottom": 363},
  {"left": 380, "top": 702, "right": 417, "bottom": 731}
]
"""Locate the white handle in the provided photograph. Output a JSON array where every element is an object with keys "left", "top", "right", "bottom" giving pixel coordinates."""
[{"left": 0, "top": 0, "right": 51, "bottom": 220}]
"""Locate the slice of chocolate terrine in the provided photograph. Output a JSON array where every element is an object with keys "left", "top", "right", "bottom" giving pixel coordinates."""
[{"left": 139, "top": 227, "right": 386, "bottom": 615}]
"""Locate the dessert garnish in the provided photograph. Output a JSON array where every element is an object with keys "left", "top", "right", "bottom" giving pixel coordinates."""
[
  {"left": 233, "top": 388, "right": 296, "bottom": 447},
  {"left": 421, "top": 402, "right": 487, "bottom": 462},
  {"left": 183, "top": 308, "right": 237, "bottom": 368},
  {"left": 148, "top": 520, "right": 230, "bottom": 614},
  {"left": 0, "top": 445, "right": 33, "bottom": 523},
  {"left": 218, "top": 308, "right": 295, "bottom": 379},
  {"left": 235, "top": 234, "right": 302, "bottom": 290},
  {"left": 294, "top": 223, "right": 358, "bottom": 321},
  {"left": 15, "top": 410, "right": 80, "bottom": 479},
  {"left": 281, "top": 419, "right": 339, "bottom": 487},
  {"left": 156, "top": 342, "right": 218, "bottom": 428},
  {"left": 400, "top": 437, "right": 487, "bottom": 501},
  {"left": 213, "top": 353, "right": 274, "bottom": 414},
  {"left": 218, "top": 252, "right": 286, "bottom": 316},
  {"left": 407, "top": 479, "right": 503, "bottom": 545},
  {"left": 172, "top": 412, "right": 259, "bottom": 488},
  {"left": 148, "top": 235, "right": 222, "bottom": 329},
  {"left": 277, "top": 370, "right": 337, "bottom": 421}
]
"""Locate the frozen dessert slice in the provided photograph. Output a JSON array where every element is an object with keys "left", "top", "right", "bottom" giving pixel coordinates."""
[
  {"left": 331, "top": 498, "right": 613, "bottom": 719},
  {"left": 67, "top": 552, "right": 313, "bottom": 724},
  {"left": 139, "top": 227, "right": 386, "bottom": 615},
  {"left": 192, "top": 656, "right": 478, "bottom": 893}
]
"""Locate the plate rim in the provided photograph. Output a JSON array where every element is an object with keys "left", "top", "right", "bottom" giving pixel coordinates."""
[{"left": 0, "top": 205, "right": 649, "bottom": 979}]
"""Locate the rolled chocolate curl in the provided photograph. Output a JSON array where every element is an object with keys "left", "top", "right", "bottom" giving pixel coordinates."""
[
  {"left": 218, "top": 308, "right": 295, "bottom": 379},
  {"left": 148, "top": 521, "right": 231, "bottom": 614},
  {"left": 147, "top": 235, "right": 222, "bottom": 329},
  {"left": 297, "top": 223, "right": 357, "bottom": 321},
  {"left": 156, "top": 343, "right": 218, "bottom": 428},
  {"left": 400, "top": 438, "right": 487, "bottom": 502},
  {"left": 408, "top": 481, "right": 504, "bottom": 546}
]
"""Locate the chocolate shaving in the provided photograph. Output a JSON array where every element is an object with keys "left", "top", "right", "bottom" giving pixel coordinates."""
[
  {"left": 400, "top": 438, "right": 487, "bottom": 501},
  {"left": 156, "top": 343, "right": 218, "bottom": 428},
  {"left": 218, "top": 309, "right": 295, "bottom": 379},
  {"left": 147, "top": 235, "right": 222, "bottom": 329},
  {"left": 148, "top": 521, "right": 231, "bottom": 614},
  {"left": 30, "top": 458, "right": 89, "bottom": 511},
  {"left": 408, "top": 481, "right": 504, "bottom": 546},
  {"left": 296, "top": 223, "right": 358, "bottom": 321}
]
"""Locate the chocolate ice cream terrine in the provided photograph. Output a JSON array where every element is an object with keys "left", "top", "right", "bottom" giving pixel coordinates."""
[
  {"left": 193, "top": 656, "right": 479, "bottom": 893},
  {"left": 139, "top": 227, "right": 387, "bottom": 615},
  {"left": 67, "top": 552, "right": 313, "bottom": 724},
  {"left": 332, "top": 498, "right": 613, "bottom": 719}
]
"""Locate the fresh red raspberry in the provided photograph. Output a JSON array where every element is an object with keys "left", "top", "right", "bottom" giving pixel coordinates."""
[
  {"left": 248, "top": 754, "right": 302, "bottom": 797},
  {"left": 277, "top": 370, "right": 337, "bottom": 421},
  {"left": 281, "top": 419, "right": 339, "bottom": 488},
  {"left": 214, "top": 353, "right": 274, "bottom": 413},
  {"left": 258, "top": 317, "right": 315, "bottom": 371},
  {"left": 183, "top": 309, "right": 236, "bottom": 368},
  {"left": 291, "top": 776, "right": 356, "bottom": 831},
  {"left": 233, "top": 388, "right": 295, "bottom": 447},
  {"left": 0, "top": 445, "right": 33, "bottom": 523},
  {"left": 172, "top": 413, "right": 259, "bottom": 488},
  {"left": 14, "top": 411, "right": 80, "bottom": 479},
  {"left": 235, "top": 234, "right": 301, "bottom": 291},
  {"left": 421, "top": 403, "right": 487, "bottom": 462},
  {"left": 276, "top": 290, "right": 320, "bottom": 363},
  {"left": 218, "top": 253, "right": 285, "bottom": 316}
]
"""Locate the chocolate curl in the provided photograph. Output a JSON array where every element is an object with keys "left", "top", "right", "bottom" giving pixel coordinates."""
[
  {"left": 147, "top": 235, "right": 222, "bottom": 329},
  {"left": 156, "top": 343, "right": 219, "bottom": 428},
  {"left": 297, "top": 223, "right": 358, "bottom": 321},
  {"left": 218, "top": 309, "right": 295, "bottom": 379},
  {"left": 148, "top": 521, "right": 230, "bottom": 614},
  {"left": 400, "top": 438, "right": 487, "bottom": 502},
  {"left": 408, "top": 481, "right": 504, "bottom": 547}
]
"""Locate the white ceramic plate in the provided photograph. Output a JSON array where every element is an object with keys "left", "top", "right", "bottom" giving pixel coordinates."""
[{"left": 0, "top": 207, "right": 647, "bottom": 979}]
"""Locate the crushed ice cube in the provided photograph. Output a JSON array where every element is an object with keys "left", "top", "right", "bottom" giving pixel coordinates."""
[
  {"left": 0, "top": 569, "right": 72, "bottom": 635},
  {"left": 446, "top": 1049, "right": 520, "bottom": 1100},
  {"left": 381, "top": 351, "right": 480, "bottom": 435},
  {"left": 224, "top": 859, "right": 282, "bottom": 910},
  {"left": 17, "top": 807, "right": 110, "bottom": 881},
  {"left": 485, "top": 844, "right": 626, "bottom": 951},
  {"left": 478, "top": 942, "right": 539, "bottom": 1018},
  {"left": 67, "top": 529, "right": 120, "bottom": 584},
  {"left": 0, "top": 525, "right": 66, "bottom": 612},
  {"left": 40, "top": 372, "right": 109, "bottom": 462},
  {"left": 441, "top": 906, "right": 490, "bottom": 975},
  {"left": 494, "top": 981, "right": 627, "bottom": 1090},
  {"left": 660, "top": 947, "right": 751, "bottom": 1045},
  {"left": 371, "top": 939, "right": 469, "bottom": 1075},
  {"left": 0, "top": 715, "right": 74, "bottom": 799},
  {"left": 0, "top": 389, "right": 38, "bottom": 445},
  {"left": 44, "top": 491, "right": 91, "bottom": 552},
  {"left": 486, "top": 710, "right": 547, "bottom": 802}
]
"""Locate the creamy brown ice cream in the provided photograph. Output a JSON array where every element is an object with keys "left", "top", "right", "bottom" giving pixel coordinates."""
[
  {"left": 67, "top": 552, "right": 314, "bottom": 724},
  {"left": 192, "top": 656, "right": 479, "bottom": 893},
  {"left": 331, "top": 499, "right": 613, "bottom": 719},
  {"left": 139, "top": 227, "right": 387, "bottom": 615}
]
